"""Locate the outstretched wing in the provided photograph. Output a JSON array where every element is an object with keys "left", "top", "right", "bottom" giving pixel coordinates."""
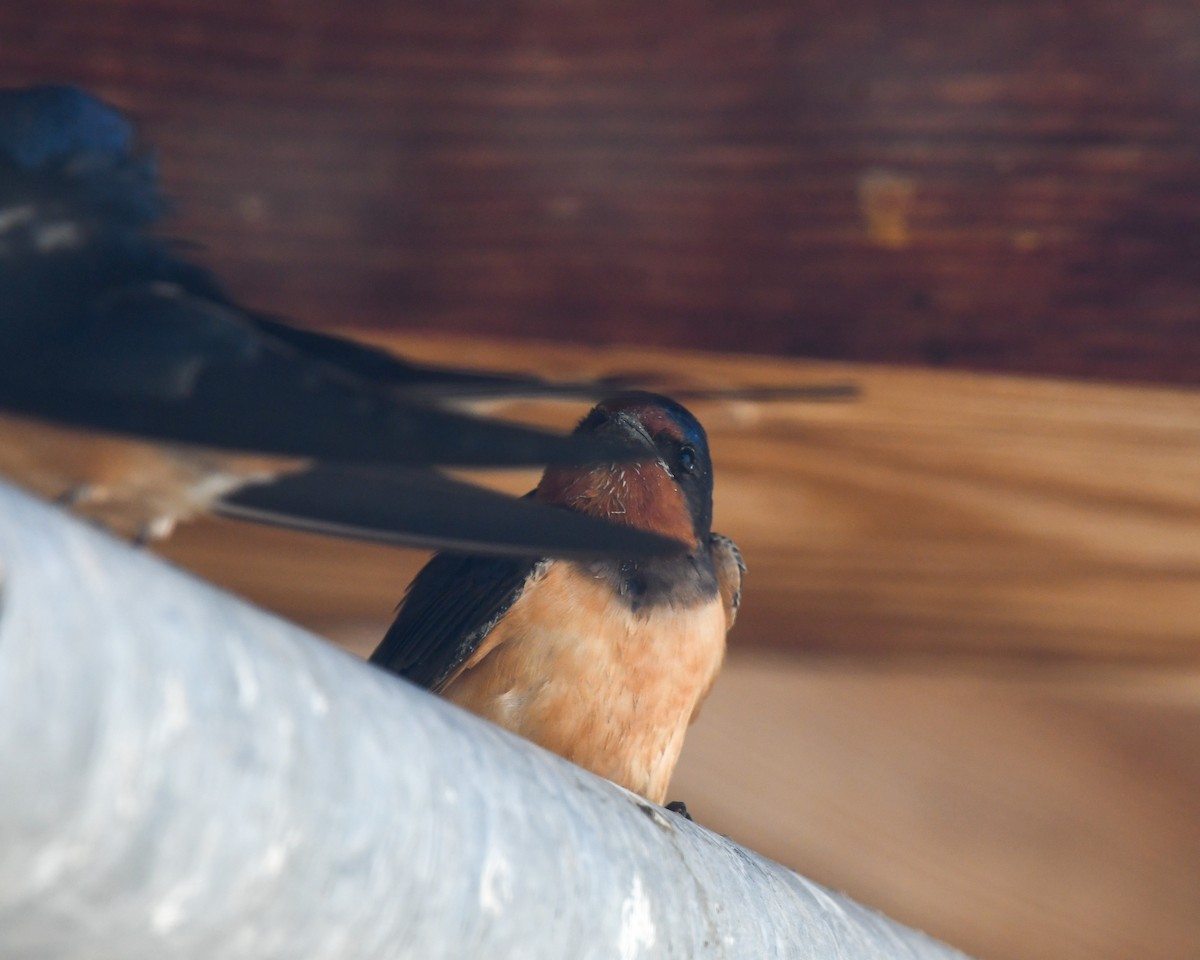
[
  {"left": 222, "top": 468, "right": 676, "bottom": 560},
  {"left": 370, "top": 552, "right": 548, "bottom": 691},
  {"left": 0, "top": 87, "right": 620, "bottom": 472},
  {"left": 0, "top": 85, "right": 689, "bottom": 559},
  {"left": 709, "top": 532, "right": 746, "bottom": 630}
]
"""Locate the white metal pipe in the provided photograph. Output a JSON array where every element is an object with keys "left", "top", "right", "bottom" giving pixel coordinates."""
[{"left": 0, "top": 479, "right": 970, "bottom": 959}]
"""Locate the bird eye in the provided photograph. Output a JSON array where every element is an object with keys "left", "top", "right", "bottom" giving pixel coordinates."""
[{"left": 678, "top": 444, "right": 697, "bottom": 473}]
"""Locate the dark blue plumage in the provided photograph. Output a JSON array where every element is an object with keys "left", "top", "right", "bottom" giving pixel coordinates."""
[
  {"left": 0, "top": 85, "right": 680, "bottom": 558},
  {"left": 0, "top": 84, "right": 845, "bottom": 557},
  {"left": 0, "top": 85, "right": 135, "bottom": 172}
]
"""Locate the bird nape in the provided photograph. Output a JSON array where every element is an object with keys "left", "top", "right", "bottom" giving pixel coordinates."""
[{"left": 371, "top": 394, "right": 744, "bottom": 806}]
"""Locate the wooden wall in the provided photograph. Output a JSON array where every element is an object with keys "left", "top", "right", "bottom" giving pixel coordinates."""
[{"left": 3, "top": 0, "right": 1199, "bottom": 383}]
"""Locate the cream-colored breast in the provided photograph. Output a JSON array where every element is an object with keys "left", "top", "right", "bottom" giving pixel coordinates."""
[{"left": 443, "top": 559, "right": 727, "bottom": 804}]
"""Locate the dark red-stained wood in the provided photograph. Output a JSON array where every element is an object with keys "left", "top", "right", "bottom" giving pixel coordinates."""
[{"left": 2, "top": 1, "right": 1199, "bottom": 383}]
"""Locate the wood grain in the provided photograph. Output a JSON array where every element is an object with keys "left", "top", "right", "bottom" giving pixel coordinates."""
[
  {"left": 178, "top": 330, "right": 1195, "bottom": 671},
  {"left": 669, "top": 654, "right": 1200, "bottom": 960},
  {"left": 2, "top": 0, "right": 1199, "bottom": 382}
]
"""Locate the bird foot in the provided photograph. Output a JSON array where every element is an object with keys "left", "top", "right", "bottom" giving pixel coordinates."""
[
  {"left": 665, "top": 800, "right": 693, "bottom": 822},
  {"left": 55, "top": 483, "right": 95, "bottom": 507}
]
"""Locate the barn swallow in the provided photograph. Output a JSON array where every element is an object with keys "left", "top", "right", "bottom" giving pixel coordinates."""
[
  {"left": 371, "top": 394, "right": 745, "bottom": 805},
  {"left": 0, "top": 84, "right": 683, "bottom": 558}
]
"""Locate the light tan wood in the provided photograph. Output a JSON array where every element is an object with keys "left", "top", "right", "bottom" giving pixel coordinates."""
[
  {"left": 351, "top": 331, "right": 1200, "bottom": 670},
  {"left": 669, "top": 652, "right": 1200, "bottom": 960},
  {"left": 150, "top": 330, "right": 1200, "bottom": 680}
]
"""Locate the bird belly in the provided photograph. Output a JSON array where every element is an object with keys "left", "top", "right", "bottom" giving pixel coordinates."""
[{"left": 443, "top": 560, "right": 727, "bottom": 804}]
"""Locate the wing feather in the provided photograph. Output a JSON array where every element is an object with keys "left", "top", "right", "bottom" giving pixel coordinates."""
[
  {"left": 370, "top": 553, "right": 549, "bottom": 692},
  {"left": 709, "top": 532, "right": 746, "bottom": 630}
]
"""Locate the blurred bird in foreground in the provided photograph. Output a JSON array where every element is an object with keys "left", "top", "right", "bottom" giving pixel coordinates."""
[
  {"left": 0, "top": 83, "right": 850, "bottom": 558},
  {"left": 0, "top": 84, "right": 688, "bottom": 558},
  {"left": 371, "top": 394, "right": 744, "bottom": 805}
]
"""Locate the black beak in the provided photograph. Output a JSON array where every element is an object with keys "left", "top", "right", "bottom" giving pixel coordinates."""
[{"left": 589, "top": 408, "right": 657, "bottom": 457}]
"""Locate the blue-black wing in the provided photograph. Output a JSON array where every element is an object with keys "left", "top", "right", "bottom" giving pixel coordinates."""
[
  {"left": 0, "top": 85, "right": 690, "bottom": 559},
  {"left": 0, "top": 85, "right": 625, "bottom": 470},
  {"left": 223, "top": 468, "right": 665, "bottom": 560},
  {"left": 370, "top": 549, "right": 543, "bottom": 691}
]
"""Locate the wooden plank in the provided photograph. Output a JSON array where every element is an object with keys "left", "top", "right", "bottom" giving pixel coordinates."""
[
  {"left": 2, "top": 0, "right": 1199, "bottom": 382},
  {"left": 669, "top": 653, "right": 1200, "bottom": 960},
  {"left": 166, "top": 330, "right": 1196, "bottom": 670}
]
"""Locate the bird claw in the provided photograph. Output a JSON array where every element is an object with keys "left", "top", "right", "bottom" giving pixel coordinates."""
[{"left": 665, "top": 800, "right": 693, "bottom": 821}]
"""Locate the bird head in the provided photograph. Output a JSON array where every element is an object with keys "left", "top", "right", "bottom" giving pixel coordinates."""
[{"left": 536, "top": 393, "right": 713, "bottom": 549}]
